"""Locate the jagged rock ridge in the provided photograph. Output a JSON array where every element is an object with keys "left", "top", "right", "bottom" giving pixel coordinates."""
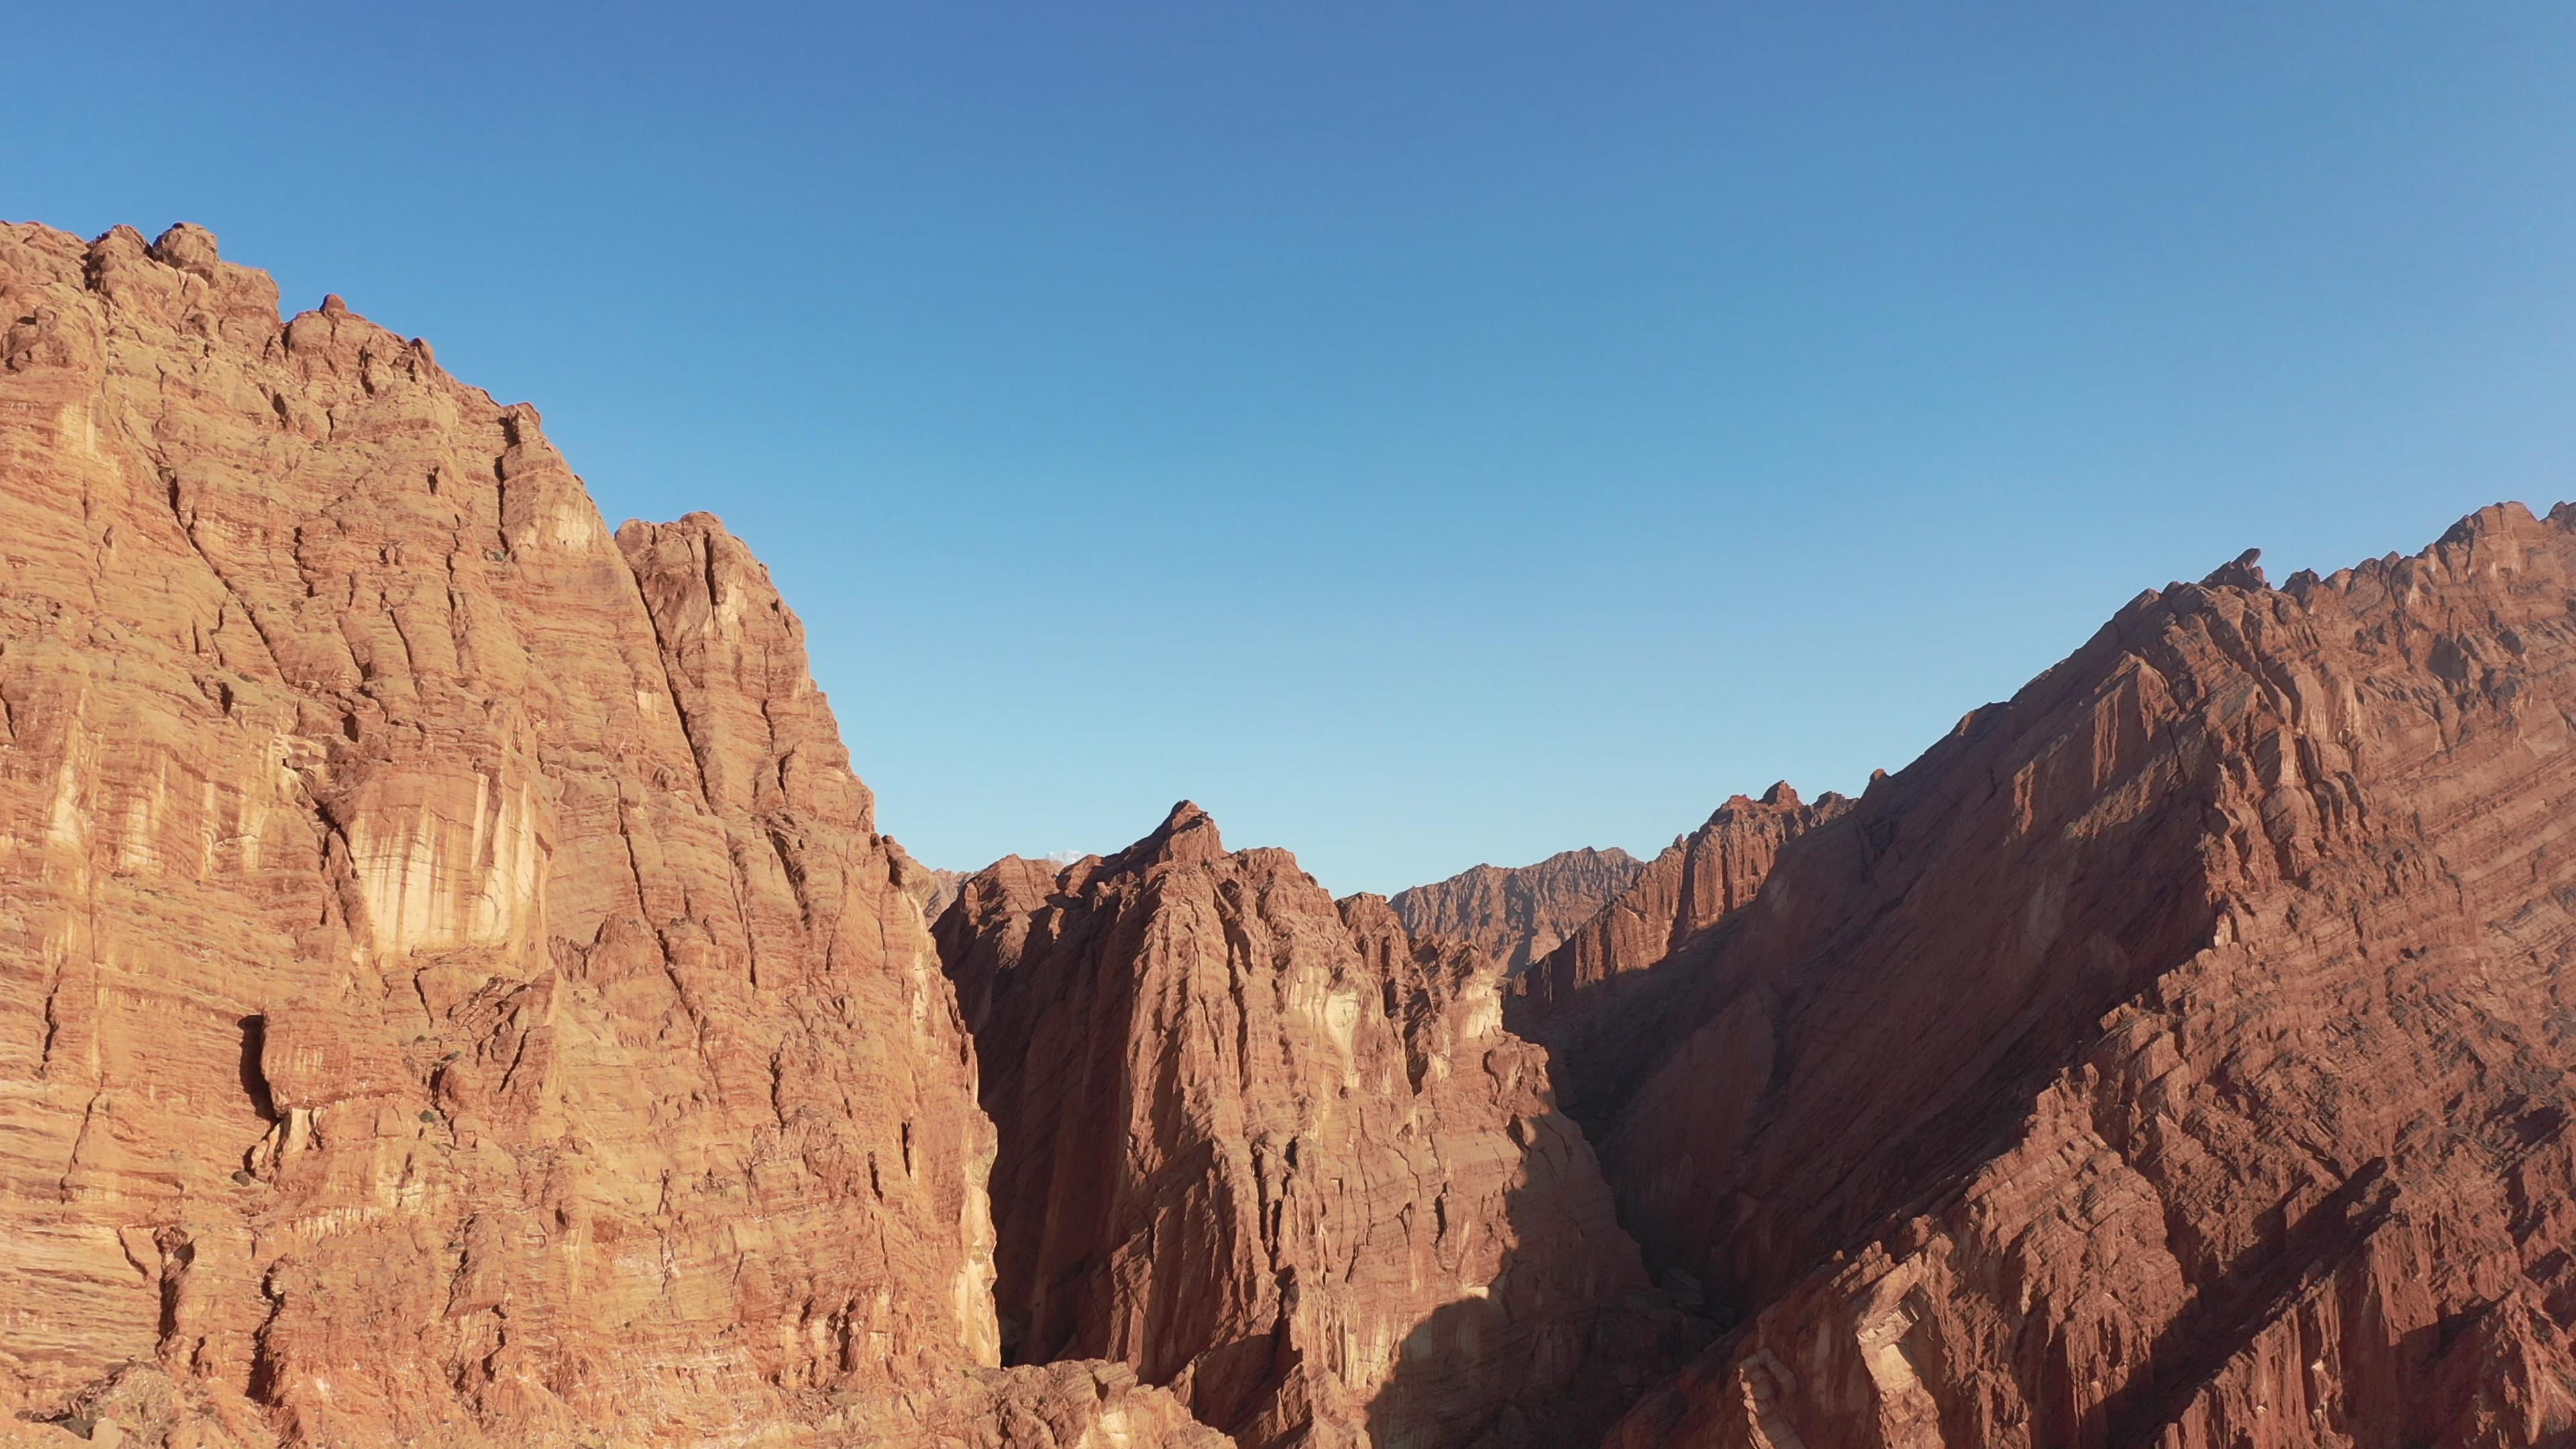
[
  {"left": 1533, "top": 513, "right": 2576, "bottom": 1447},
  {"left": 1502, "top": 784, "right": 1848, "bottom": 1128},
  {"left": 17, "top": 216, "right": 2576, "bottom": 1449},
  {"left": 1388, "top": 847, "right": 1645, "bottom": 974}
]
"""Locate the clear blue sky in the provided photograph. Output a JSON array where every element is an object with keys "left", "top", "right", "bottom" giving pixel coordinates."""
[{"left": 12, "top": 4, "right": 2575, "bottom": 894}]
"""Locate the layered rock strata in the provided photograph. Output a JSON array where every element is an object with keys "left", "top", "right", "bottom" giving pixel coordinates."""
[
  {"left": 20, "top": 215, "right": 2576, "bottom": 1449},
  {"left": 1578, "top": 513, "right": 2576, "bottom": 1446},
  {"left": 0, "top": 221, "right": 1204, "bottom": 1447},
  {"left": 936, "top": 805, "right": 1674, "bottom": 1448},
  {"left": 1387, "top": 847, "right": 1644, "bottom": 975},
  {"left": 913, "top": 865, "right": 971, "bottom": 926}
]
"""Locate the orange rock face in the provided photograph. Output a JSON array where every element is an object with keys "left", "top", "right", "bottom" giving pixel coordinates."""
[
  {"left": 1389, "top": 847, "right": 1644, "bottom": 975},
  {"left": 1553, "top": 514, "right": 2576, "bottom": 1446},
  {"left": 0, "top": 221, "right": 1209, "bottom": 1447},
  {"left": 936, "top": 804, "right": 1674, "bottom": 1447}
]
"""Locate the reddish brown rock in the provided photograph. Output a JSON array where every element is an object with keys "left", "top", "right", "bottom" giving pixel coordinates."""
[
  {"left": 936, "top": 804, "right": 1676, "bottom": 1448},
  {"left": 1502, "top": 785, "right": 1847, "bottom": 1128},
  {"left": 1510, "top": 784, "right": 1846, "bottom": 1024},
  {"left": 26, "top": 215, "right": 2576, "bottom": 1449},
  {"left": 834, "top": 1361, "right": 1233, "bottom": 1448},
  {"left": 0, "top": 221, "right": 1208, "bottom": 1446},
  {"left": 912, "top": 865, "right": 972, "bottom": 926},
  {"left": 1387, "top": 847, "right": 1644, "bottom": 974},
  {"left": 1574, "top": 508, "right": 2576, "bottom": 1447}
]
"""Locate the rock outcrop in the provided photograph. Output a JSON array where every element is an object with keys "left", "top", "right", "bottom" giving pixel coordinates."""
[
  {"left": 936, "top": 805, "right": 1677, "bottom": 1448},
  {"left": 0, "top": 221, "right": 1204, "bottom": 1447},
  {"left": 858, "top": 1361, "right": 1233, "bottom": 1449},
  {"left": 1499, "top": 785, "right": 1845, "bottom": 1130},
  {"left": 1388, "top": 847, "right": 1644, "bottom": 975},
  {"left": 910, "top": 865, "right": 972, "bottom": 927},
  {"left": 1565, "top": 513, "right": 2576, "bottom": 1446}
]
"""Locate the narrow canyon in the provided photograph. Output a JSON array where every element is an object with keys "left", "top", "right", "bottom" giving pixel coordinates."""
[{"left": 5, "top": 222, "right": 2575, "bottom": 1447}]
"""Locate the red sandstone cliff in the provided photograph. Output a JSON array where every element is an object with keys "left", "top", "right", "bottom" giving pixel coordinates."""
[
  {"left": 1387, "top": 847, "right": 1644, "bottom": 975},
  {"left": 934, "top": 805, "right": 1681, "bottom": 1448},
  {"left": 16, "top": 216, "right": 2576, "bottom": 1449},
  {"left": 1556, "top": 515, "right": 2576, "bottom": 1446},
  {"left": 0, "top": 222, "right": 1212, "bottom": 1448}
]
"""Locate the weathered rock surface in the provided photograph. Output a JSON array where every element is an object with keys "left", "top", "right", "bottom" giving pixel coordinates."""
[
  {"left": 1501, "top": 785, "right": 1846, "bottom": 1127},
  {"left": 936, "top": 805, "right": 1678, "bottom": 1448},
  {"left": 1566, "top": 512, "right": 2576, "bottom": 1446},
  {"left": 24, "top": 217, "right": 2576, "bottom": 1449},
  {"left": 912, "top": 865, "right": 971, "bottom": 928},
  {"left": 1388, "top": 847, "right": 1644, "bottom": 975},
  {"left": 0, "top": 221, "right": 1202, "bottom": 1446},
  {"left": 834, "top": 1361, "right": 1234, "bottom": 1449}
]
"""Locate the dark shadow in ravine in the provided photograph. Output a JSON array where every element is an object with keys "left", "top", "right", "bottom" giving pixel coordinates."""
[
  {"left": 1360, "top": 1112, "right": 1711, "bottom": 1449},
  {"left": 2094, "top": 1159, "right": 2398, "bottom": 1449},
  {"left": 1494, "top": 794, "right": 1877, "bottom": 1144}
]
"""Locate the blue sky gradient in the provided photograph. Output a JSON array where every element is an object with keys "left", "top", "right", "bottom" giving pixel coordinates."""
[{"left": 11, "top": 3, "right": 2575, "bottom": 892}]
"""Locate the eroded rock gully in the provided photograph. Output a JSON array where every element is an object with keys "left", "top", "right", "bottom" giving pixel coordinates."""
[{"left": 13, "top": 217, "right": 2576, "bottom": 1449}]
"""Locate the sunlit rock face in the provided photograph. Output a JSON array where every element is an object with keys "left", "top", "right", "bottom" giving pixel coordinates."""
[
  {"left": 936, "top": 804, "right": 1682, "bottom": 1448},
  {"left": 1550, "top": 510, "right": 2576, "bottom": 1448},
  {"left": 17, "top": 215, "right": 2576, "bottom": 1449},
  {"left": 0, "top": 219, "right": 1217, "bottom": 1447},
  {"left": 1389, "top": 847, "right": 1646, "bottom": 975}
]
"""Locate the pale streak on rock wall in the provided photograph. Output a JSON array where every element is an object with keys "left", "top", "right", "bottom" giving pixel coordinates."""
[{"left": 341, "top": 770, "right": 547, "bottom": 959}]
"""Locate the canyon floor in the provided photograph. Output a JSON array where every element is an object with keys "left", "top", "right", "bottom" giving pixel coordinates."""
[{"left": 7, "top": 222, "right": 2576, "bottom": 1448}]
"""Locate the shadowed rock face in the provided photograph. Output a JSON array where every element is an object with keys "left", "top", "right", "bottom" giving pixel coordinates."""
[
  {"left": 0, "top": 221, "right": 1210, "bottom": 1448},
  {"left": 1388, "top": 847, "right": 1645, "bottom": 975},
  {"left": 1554, "top": 511, "right": 2576, "bottom": 1447},
  {"left": 936, "top": 805, "right": 1679, "bottom": 1448},
  {"left": 1502, "top": 785, "right": 1850, "bottom": 1128},
  {"left": 913, "top": 865, "right": 973, "bottom": 924}
]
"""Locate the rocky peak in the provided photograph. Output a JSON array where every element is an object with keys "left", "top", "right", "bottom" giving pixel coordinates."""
[
  {"left": 1387, "top": 844, "right": 1646, "bottom": 973},
  {"left": 1505, "top": 781, "right": 1849, "bottom": 1042},
  {"left": 0, "top": 220, "right": 1207, "bottom": 1448},
  {"left": 2200, "top": 544, "right": 2269, "bottom": 590},
  {"left": 145, "top": 221, "right": 221, "bottom": 280},
  {"left": 1111, "top": 797, "right": 1226, "bottom": 869},
  {"left": 936, "top": 808, "right": 1678, "bottom": 1447}
]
